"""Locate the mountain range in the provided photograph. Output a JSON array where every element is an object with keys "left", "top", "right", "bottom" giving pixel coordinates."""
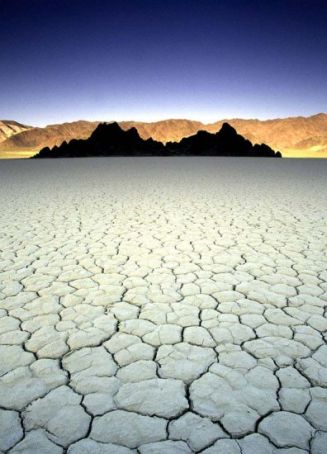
[
  {"left": 0, "top": 113, "right": 326, "bottom": 158},
  {"left": 33, "top": 122, "right": 281, "bottom": 158}
]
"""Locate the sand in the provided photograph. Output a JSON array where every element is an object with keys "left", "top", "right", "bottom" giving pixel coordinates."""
[{"left": 0, "top": 157, "right": 326, "bottom": 453}]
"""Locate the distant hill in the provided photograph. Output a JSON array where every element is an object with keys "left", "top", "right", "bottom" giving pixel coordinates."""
[
  {"left": 0, "top": 113, "right": 326, "bottom": 158},
  {"left": 33, "top": 122, "right": 281, "bottom": 158},
  {"left": 0, "top": 120, "right": 99, "bottom": 158},
  {"left": 120, "top": 119, "right": 204, "bottom": 143},
  {"left": 0, "top": 120, "right": 31, "bottom": 146}
]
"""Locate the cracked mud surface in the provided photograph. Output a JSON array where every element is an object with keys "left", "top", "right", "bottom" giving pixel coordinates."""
[{"left": 0, "top": 157, "right": 326, "bottom": 453}]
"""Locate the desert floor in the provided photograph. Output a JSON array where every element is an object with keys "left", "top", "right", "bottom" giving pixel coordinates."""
[{"left": 0, "top": 158, "right": 326, "bottom": 454}]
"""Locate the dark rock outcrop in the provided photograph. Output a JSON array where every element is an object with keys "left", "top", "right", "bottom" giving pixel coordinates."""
[
  {"left": 33, "top": 122, "right": 282, "bottom": 158},
  {"left": 167, "top": 123, "right": 281, "bottom": 157},
  {"left": 33, "top": 122, "right": 166, "bottom": 158}
]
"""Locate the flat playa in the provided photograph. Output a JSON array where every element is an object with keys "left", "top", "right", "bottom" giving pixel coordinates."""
[{"left": 0, "top": 157, "right": 326, "bottom": 453}]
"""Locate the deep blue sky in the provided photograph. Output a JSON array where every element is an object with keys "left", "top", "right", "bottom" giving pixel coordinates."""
[{"left": 0, "top": 0, "right": 326, "bottom": 126}]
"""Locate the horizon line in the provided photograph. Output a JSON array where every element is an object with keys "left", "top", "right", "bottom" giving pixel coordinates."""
[{"left": 2, "top": 111, "right": 326, "bottom": 129}]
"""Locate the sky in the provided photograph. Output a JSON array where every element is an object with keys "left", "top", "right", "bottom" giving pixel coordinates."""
[{"left": 0, "top": 0, "right": 326, "bottom": 126}]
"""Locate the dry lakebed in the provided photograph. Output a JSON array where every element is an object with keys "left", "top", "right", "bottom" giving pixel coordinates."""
[{"left": 0, "top": 157, "right": 326, "bottom": 453}]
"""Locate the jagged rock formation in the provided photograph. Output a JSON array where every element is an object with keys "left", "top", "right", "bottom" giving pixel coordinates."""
[
  {"left": 33, "top": 122, "right": 281, "bottom": 158},
  {"left": 33, "top": 123, "right": 166, "bottom": 158},
  {"left": 1, "top": 113, "right": 326, "bottom": 158},
  {"left": 208, "top": 113, "right": 327, "bottom": 158},
  {"left": 167, "top": 123, "right": 281, "bottom": 157}
]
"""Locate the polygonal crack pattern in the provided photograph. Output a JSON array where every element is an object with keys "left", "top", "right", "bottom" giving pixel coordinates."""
[{"left": 0, "top": 158, "right": 326, "bottom": 453}]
